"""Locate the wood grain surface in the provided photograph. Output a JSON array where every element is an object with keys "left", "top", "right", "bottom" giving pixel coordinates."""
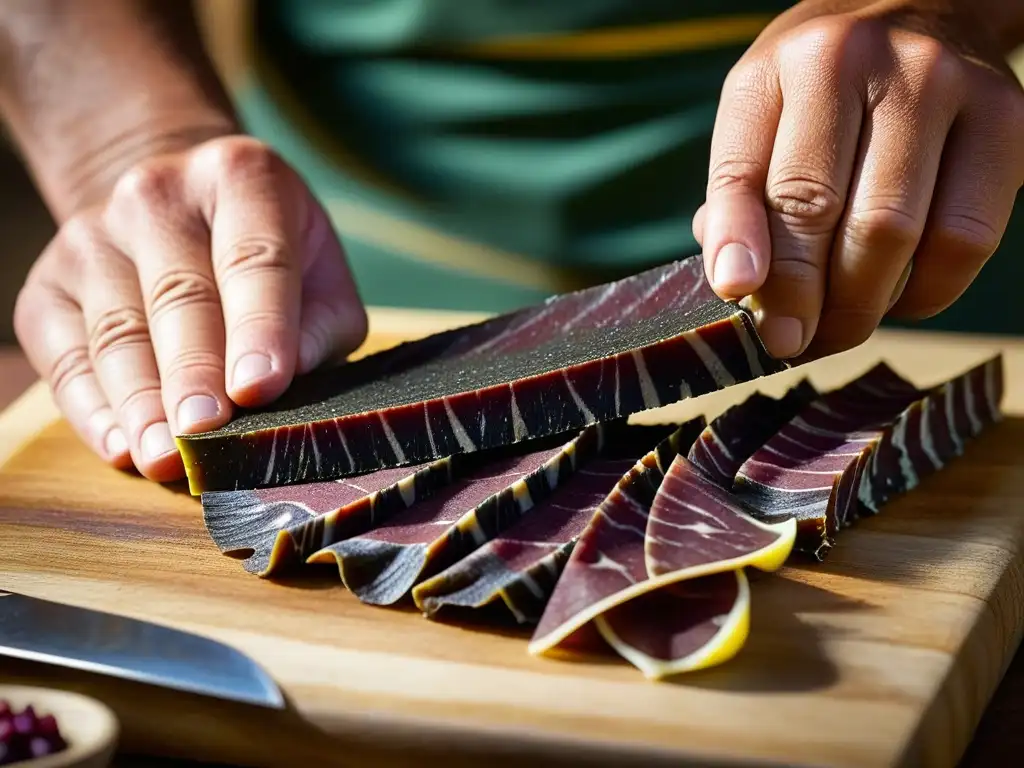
[{"left": 2, "top": 310, "right": 1024, "bottom": 768}]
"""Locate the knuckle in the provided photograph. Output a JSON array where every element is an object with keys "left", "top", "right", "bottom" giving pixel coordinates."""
[
  {"left": 48, "top": 345, "right": 93, "bottom": 398},
  {"left": 900, "top": 36, "right": 962, "bottom": 99},
  {"left": 148, "top": 269, "right": 219, "bottom": 322},
  {"left": 88, "top": 306, "right": 150, "bottom": 362},
  {"left": 934, "top": 210, "right": 1002, "bottom": 262},
  {"left": 778, "top": 16, "right": 862, "bottom": 66},
  {"left": 216, "top": 236, "right": 292, "bottom": 279},
  {"left": 59, "top": 214, "right": 104, "bottom": 257},
  {"left": 159, "top": 348, "right": 224, "bottom": 385},
  {"left": 228, "top": 309, "right": 292, "bottom": 339},
  {"left": 118, "top": 385, "right": 164, "bottom": 420},
  {"left": 197, "top": 136, "right": 284, "bottom": 179},
  {"left": 765, "top": 172, "right": 845, "bottom": 233},
  {"left": 707, "top": 158, "right": 767, "bottom": 195},
  {"left": 12, "top": 285, "right": 41, "bottom": 345},
  {"left": 843, "top": 202, "right": 921, "bottom": 252},
  {"left": 112, "top": 160, "right": 179, "bottom": 211}
]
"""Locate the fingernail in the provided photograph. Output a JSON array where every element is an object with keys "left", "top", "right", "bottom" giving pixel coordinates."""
[
  {"left": 232, "top": 352, "right": 273, "bottom": 390},
  {"left": 104, "top": 428, "right": 128, "bottom": 458},
  {"left": 760, "top": 316, "right": 805, "bottom": 359},
  {"left": 713, "top": 243, "right": 759, "bottom": 292},
  {"left": 141, "top": 422, "right": 177, "bottom": 461},
  {"left": 177, "top": 394, "right": 220, "bottom": 432}
]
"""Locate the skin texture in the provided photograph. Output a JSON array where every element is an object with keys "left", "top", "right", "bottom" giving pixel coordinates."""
[
  {"left": 0, "top": 1, "right": 366, "bottom": 482},
  {"left": 0, "top": 0, "right": 1021, "bottom": 481},
  {"left": 695, "top": 0, "right": 1024, "bottom": 360}
]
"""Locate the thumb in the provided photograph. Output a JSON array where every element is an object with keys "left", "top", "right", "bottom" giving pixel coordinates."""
[
  {"left": 700, "top": 60, "right": 780, "bottom": 299},
  {"left": 296, "top": 197, "right": 368, "bottom": 374}
]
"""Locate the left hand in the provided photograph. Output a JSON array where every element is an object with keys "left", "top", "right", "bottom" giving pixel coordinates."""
[{"left": 694, "top": 0, "right": 1024, "bottom": 360}]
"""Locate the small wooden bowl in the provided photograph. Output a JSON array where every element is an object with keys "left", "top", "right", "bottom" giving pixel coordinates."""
[{"left": 0, "top": 686, "right": 118, "bottom": 768}]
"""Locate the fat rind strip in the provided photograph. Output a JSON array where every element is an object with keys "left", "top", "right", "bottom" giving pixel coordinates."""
[
  {"left": 308, "top": 424, "right": 610, "bottom": 605},
  {"left": 177, "top": 256, "right": 785, "bottom": 494},
  {"left": 412, "top": 421, "right": 704, "bottom": 623},
  {"left": 595, "top": 571, "right": 750, "bottom": 679}
]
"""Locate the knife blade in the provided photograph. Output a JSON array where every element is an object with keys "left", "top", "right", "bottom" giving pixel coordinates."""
[{"left": 0, "top": 590, "right": 285, "bottom": 709}]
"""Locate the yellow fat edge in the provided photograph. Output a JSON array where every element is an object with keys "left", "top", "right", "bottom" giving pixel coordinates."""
[
  {"left": 529, "top": 517, "right": 796, "bottom": 656},
  {"left": 174, "top": 437, "right": 202, "bottom": 496},
  {"left": 594, "top": 569, "right": 751, "bottom": 680}
]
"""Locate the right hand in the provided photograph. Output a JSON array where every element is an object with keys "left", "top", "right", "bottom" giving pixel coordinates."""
[{"left": 14, "top": 135, "right": 368, "bottom": 482}]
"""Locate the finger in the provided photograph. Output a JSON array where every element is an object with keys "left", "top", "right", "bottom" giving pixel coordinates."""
[
  {"left": 804, "top": 35, "right": 962, "bottom": 358},
  {"left": 13, "top": 259, "right": 131, "bottom": 468},
  {"left": 72, "top": 221, "right": 185, "bottom": 481},
  {"left": 296, "top": 199, "right": 368, "bottom": 374},
  {"left": 692, "top": 203, "right": 706, "bottom": 246},
  {"left": 105, "top": 160, "right": 232, "bottom": 441},
  {"left": 890, "top": 76, "right": 1024, "bottom": 320},
  {"left": 190, "top": 139, "right": 303, "bottom": 406},
  {"left": 756, "top": 23, "right": 865, "bottom": 358},
  {"left": 701, "top": 58, "right": 779, "bottom": 299}
]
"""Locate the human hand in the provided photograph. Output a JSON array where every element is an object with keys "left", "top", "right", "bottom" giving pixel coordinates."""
[
  {"left": 14, "top": 136, "right": 367, "bottom": 482},
  {"left": 694, "top": 0, "right": 1024, "bottom": 360}
]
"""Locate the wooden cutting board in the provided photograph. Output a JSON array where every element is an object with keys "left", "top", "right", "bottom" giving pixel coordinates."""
[{"left": 2, "top": 309, "right": 1024, "bottom": 768}]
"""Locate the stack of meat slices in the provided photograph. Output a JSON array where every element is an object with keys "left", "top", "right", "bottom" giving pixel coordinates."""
[{"left": 188, "top": 257, "right": 1005, "bottom": 680}]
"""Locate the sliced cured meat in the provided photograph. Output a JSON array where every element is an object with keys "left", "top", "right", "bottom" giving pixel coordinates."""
[
  {"left": 582, "top": 455, "right": 794, "bottom": 679},
  {"left": 201, "top": 460, "right": 454, "bottom": 576},
  {"left": 307, "top": 424, "right": 608, "bottom": 605},
  {"left": 688, "top": 380, "right": 819, "bottom": 486},
  {"left": 176, "top": 255, "right": 784, "bottom": 494},
  {"left": 411, "top": 420, "right": 704, "bottom": 624},
  {"left": 732, "top": 359, "right": 1003, "bottom": 559},
  {"left": 528, "top": 450, "right": 793, "bottom": 657},
  {"left": 858, "top": 355, "right": 1003, "bottom": 515},
  {"left": 595, "top": 571, "right": 749, "bottom": 680},
  {"left": 645, "top": 455, "right": 795, "bottom": 578},
  {"left": 410, "top": 459, "right": 636, "bottom": 624},
  {"left": 733, "top": 362, "right": 923, "bottom": 559}
]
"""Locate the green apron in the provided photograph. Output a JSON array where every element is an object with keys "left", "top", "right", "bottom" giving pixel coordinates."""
[{"left": 234, "top": 0, "right": 1021, "bottom": 334}]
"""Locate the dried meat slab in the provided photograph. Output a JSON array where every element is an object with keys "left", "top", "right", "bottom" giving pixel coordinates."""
[
  {"left": 201, "top": 460, "right": 454, "bottom": 576},
  {"left": 856, "top": 355, "right": 1004, "bottom": 516},
  {"left": 307, "top": 424, "right": 609, "bottom": 605},
  {"left": 411, "top": 421, "right": 703, "bottom": 624},
  {"left": 688, "top": 380, "right": 819, "bottom": 486},
  {"left": 528, "top": 444, "right": 793, "bottom": 662},
  {"left": 733, "top": 357, "right": 1004, "bottom": 559},
  {"left": 176, "top": 255, "right": 784, "bottom": 495}
]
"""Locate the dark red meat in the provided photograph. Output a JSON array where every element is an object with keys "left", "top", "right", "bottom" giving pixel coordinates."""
[
  {"left": 411, "top": 421, "right": 702, "bottom": 623},
  {"left": 177, "top": 256, "right": 783, "bottom": 494},
  {"left": 688, "top": 380, "right": 818, "bottom": 487},
  {"left": 308, "top": 425, "right": 610, "bottom": 605}
]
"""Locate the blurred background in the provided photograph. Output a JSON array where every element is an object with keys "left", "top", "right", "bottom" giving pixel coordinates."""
[{"left": 1, "top": 2, "right": 1022, "bottom": 346}]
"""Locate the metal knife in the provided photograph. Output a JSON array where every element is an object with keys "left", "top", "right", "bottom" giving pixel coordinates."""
[{"left": 0, "top": 589, "right": 285, "bottom": 709}]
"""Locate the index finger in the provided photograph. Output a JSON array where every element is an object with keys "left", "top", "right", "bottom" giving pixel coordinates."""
[{"left": 190, "top": 139, "right": 305, "bottom": 407}]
